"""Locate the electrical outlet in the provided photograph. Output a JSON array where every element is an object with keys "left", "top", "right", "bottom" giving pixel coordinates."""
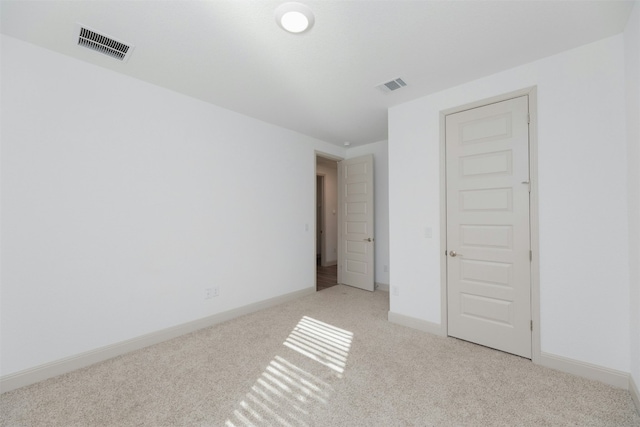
[
  {"left": 213, "top": 287, "right": 219, "bottom": 297},
  {"left": 392, "top": 286, "right": 399, "bottom": 297}
]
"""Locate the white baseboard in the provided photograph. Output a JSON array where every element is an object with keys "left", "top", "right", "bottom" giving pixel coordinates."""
[
  {"left": 0, "top": 287, "right": 316, "bottom": 394},
  {"left": 537, "top": 351, "right": 629, "bottom": 389},
  {"left": 631, "top": 374, "right": 640, "bottom": 416},
  {"left": 375, "top": 282, "right": 389, "bottom": 292},
  {"left": 388, "top": 311, "right": 445, "bottom": 336},
  {"left": 387, "top": 312, "right": 634, "bottom": 393}
]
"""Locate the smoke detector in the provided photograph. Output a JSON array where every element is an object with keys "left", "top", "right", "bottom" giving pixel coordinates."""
[
  {"left": 376, "top": 77, "right": 407, "bottom": 93},
  {"left": 75, "top": 24, "right": 134, "bottom": 62}
]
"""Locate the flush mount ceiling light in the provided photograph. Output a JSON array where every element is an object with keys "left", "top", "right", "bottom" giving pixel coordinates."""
[{"left": 275, "top": 2, "right": 314, "bottom": 34}]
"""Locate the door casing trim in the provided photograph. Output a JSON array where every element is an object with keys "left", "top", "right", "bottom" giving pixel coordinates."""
[{"left": 438, "top": 86, "right": 540, "bottom": 363}]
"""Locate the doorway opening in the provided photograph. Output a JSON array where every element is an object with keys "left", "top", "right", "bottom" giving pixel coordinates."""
[{"left": 316, "top": 155, "right": 339, "bottom": 291}]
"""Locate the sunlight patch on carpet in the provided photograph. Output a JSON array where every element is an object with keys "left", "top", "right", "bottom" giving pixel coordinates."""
[
  {"left": 283, "top": 316, "right": 353, "bottom": 375},
  {"left": 225, "top": 317, "right": 353, "bottom": 426}
]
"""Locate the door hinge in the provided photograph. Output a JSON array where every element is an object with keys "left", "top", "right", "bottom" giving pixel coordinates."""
[
  {"left": 527, "top": 114, "right": 530, "bottom": 124},
  {"left": 530, "top": 320, "right": 533, "bottom": 331},
  {"left": 529, "top": 250, "right": 532, "bottom": 261}
]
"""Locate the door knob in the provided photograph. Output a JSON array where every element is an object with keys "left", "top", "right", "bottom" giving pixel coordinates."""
[
  {"left": 364, "top": 237, "right": 374, "bottom": 242},
  {"left": 449, "top": 250, "right": 462, "bottom": 257}
]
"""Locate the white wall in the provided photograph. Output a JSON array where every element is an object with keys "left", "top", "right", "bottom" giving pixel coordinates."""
[
  {"left": 625, "top": 0, "right": 640, "bottom": 390},
  {"left": 347, "top": 140, "right": 390, "bottom": 287},
  {"left": 389, "top": 35, "right": 630, "bottom": 372},
  {"left": 0, "top": 35, "right": 345, "bottom": 377},
  {"left": 315, "top": 159, "right": 338, "bottom": 265}
]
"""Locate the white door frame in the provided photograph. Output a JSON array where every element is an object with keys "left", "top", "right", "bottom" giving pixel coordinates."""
[{"left": 438, "top": 86, "right": 541, "bottom": 363}]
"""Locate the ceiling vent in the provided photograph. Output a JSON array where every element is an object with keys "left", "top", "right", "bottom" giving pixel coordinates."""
[
  {"left": 75, "top": 24, "right": 134, "bottom": 62},
  {"left": 376, "top": 77, "right": 407, "bottom": 93}
]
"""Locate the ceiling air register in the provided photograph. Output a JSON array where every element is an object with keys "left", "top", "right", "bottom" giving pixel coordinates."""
[
  {"left": 76, "top": 25, "right": 134, "bottom": 62},
  {"left": 376, "top": 78, "right": 407, "bottom": 93}
]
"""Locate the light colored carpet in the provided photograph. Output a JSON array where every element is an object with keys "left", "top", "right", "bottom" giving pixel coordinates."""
[{"left": 1, "top": 285, "right": 638, "bottom": 426}]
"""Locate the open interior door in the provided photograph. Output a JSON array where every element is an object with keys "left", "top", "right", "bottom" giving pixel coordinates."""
[{"left": 338, "top": 154, "right": 375, "bottom": 291}]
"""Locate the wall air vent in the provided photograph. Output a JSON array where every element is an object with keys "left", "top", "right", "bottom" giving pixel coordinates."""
[
  {"left": 376, "top": 77, "right": 407, "bottom": 93},
  {"left": 75, "top": 24, "right": 134, "bottom": 62}
]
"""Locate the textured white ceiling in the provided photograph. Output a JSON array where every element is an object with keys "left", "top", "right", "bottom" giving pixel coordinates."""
[{"left": 1, "top": 1, "right": 634, "bottom": 147}]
